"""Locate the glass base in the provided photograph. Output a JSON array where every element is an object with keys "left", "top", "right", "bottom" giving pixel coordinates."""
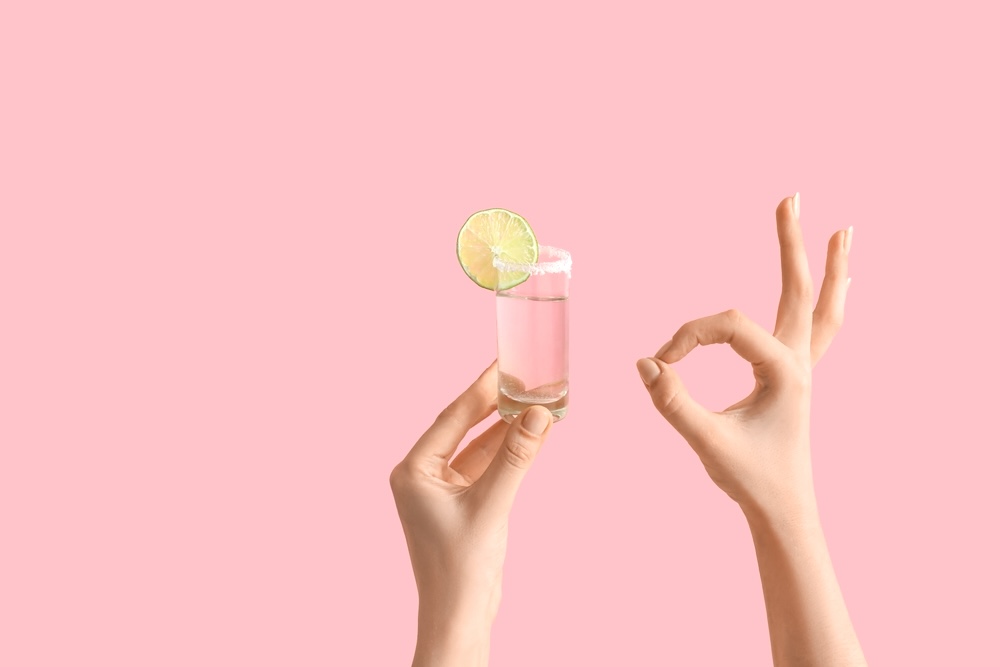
[{"left": 498, "top": 392, "right": 568, "bottom": 423}]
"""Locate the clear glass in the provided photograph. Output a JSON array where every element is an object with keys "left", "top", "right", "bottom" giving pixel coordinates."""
[{"left": 494, "top": 246, "right": 571, "bottom": 423}]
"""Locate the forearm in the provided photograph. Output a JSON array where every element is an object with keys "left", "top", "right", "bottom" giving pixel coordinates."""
[
  {"left": 412, "top": 585, "right": 497, "bottom": 667},
  {"left": 413, "top": 615, "right": 490, "bottom": 667},
  {"left": 745, "top": 498, "right": 867, "bottom": 667}
]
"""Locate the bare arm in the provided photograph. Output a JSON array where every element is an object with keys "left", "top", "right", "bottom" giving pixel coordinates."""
[
  {"left": 636, "top": 194, "right": 866, "bottom": 666},
  {"left": 747, "top": 498, "right": 865, "bottom": 666},
  {"left": 391, "top": 363, "right": 553, "bottom": 667}
]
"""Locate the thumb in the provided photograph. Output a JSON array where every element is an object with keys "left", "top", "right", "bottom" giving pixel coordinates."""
[
  {"left": 471, "top": 406, "right": 551, "bottom": 514},
  {"left": 636, "top": 357, "right": 714, "bottom": 444}
]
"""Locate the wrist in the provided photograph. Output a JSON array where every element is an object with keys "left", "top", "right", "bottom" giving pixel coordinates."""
[{"left": 740, "top": 486, "right": 821, "bottom": 538}]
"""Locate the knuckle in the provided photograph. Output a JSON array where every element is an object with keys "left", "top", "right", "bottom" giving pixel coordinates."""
[
  {"left": 782, "top": 279, "right": 813, "bottom": 299},
  {"left": 435, "top": 403, "right": 457, "bottom": 423},
  {"left": 815, "top": 308, "right": 844, "bottom": 331},
  {"left": 434, "top": 402, "right": 463, "bottom": 429},
  {"left": 502, "top": 436, "right": 535, "bottom": 470},
  {"left": 388, "top": 461, "right": 412, "bottom": 493},
  {"left": 723, "top": 309, "right": 743, "bottom": 342},
  {"left": 655, "top": 386, "right": 686, "bottom": 420}
]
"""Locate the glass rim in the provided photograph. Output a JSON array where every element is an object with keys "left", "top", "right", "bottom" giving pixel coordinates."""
[{"left": 493, "top": 246, "right": 572, "bottom": 276}]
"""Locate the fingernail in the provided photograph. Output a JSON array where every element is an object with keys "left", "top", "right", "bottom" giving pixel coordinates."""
[
  {"left": 845, "top": 226, "right": 854, "bottom": 254},
  {"left": 636, "top": 358, "right": 661, "bottom": 386},
  {"left": 793, "top": 192, "right": 800, "bottom": 218},
  {"left": 522, "top": 407, "right": 549, "bottom": 434},
  {"left": 847, "top": 277, "right": 853, "bottom": 290},
  {"left": 654, "top": 338, "right": 673, "bottom": 358}
]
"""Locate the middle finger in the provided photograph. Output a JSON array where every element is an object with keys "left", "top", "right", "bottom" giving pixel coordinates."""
[{"left": 773, "top": 193, "right": 814, "bottom": 354}]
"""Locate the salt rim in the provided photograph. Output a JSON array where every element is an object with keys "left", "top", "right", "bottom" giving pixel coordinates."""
[{"left": 493, "top": 246, "right": 572, "bottom": 276}]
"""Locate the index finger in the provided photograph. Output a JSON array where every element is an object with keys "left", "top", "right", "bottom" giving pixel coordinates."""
[
  {"left": 407, "top": 361, "right": 499, "bottom": 462},
  {"left": 658, "top": 309, "right": 785, "bottom": 368}
]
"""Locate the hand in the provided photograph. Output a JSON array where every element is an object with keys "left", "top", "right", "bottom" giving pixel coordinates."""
[
  {"left": 635, "top": 193, "right": 851, "bottom": 522},
  {"left": 636, "top": 195, "right": 866, "bottom": 666},
  {"left": 390, "top": 361, "right": 553, "bottom": 667}
]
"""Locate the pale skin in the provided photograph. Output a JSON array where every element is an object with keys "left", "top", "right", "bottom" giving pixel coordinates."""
[
  {"left": 636, "top": 193, "right": 866, "bottom": 666},
  {"left": 392, "top": 194, "right": 866, "bottom": 666},
  {"left": 389, "top": 373, "right": 552, "bottom": 667}
]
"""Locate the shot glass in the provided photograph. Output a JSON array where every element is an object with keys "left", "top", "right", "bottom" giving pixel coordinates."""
[{"left": 493, "top": 246, "right": 572, "bottom": 423}]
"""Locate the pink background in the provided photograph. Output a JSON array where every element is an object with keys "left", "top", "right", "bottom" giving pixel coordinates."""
[{"left": 2, "top": 1, "right": 997, "bottom": 664}]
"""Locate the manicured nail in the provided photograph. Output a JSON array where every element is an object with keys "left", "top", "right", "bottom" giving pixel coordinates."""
[
  {"left": 793, "top": 192, "right": 800, "bottom": 218},
  {"left": 636, "top": 358, "right": 661, "bottom": 386},
  {"left": 522, "top": 406, "right": 549, "bottom": 434},
  {"left": 845, "top": 226, "right": 854, "bottom": 254}
]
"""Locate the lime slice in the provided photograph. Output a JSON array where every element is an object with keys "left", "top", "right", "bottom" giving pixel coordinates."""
[{"left": 456, "top": 208, "right": 538, "bottom": 290}]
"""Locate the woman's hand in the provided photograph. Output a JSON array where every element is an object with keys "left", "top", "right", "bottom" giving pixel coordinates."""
[
  {"left": 636, "top": 194, "right": 866, "bottom": 666},
  {"left": 636, "top": 193, "right": 851, "bottom": 523},
  {"left": 390, "top": 362, "right": 553, "bottom": 667}
]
